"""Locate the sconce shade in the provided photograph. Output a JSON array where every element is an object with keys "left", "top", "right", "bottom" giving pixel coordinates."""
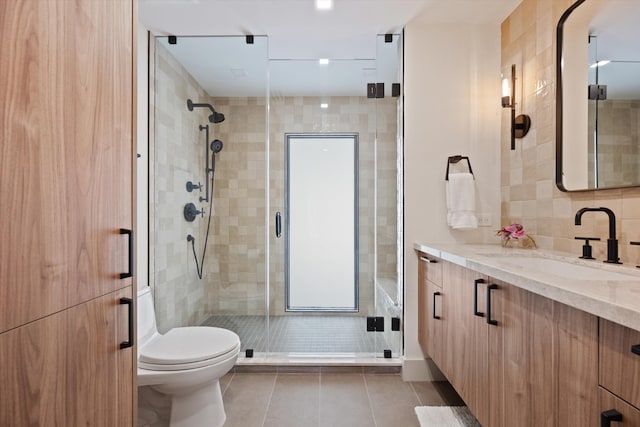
[{"left": 501, "top": 76, "right": 511, "bottom": 107}]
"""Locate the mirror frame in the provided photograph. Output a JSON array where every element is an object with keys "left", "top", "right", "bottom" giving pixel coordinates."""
[
  {"left": 555, "top": 0, "right": 640, "bottom": 192},
  {"left": 556, "top": 0, "right": 587, "bottom": 192}
]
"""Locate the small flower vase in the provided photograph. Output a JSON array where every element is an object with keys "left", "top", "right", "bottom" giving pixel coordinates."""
[{"left": 502, "top": 238, "right": 536, "bottom": 249}]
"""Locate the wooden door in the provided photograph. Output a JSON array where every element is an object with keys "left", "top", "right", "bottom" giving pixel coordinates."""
[
  {"left": 0, "top": 288, "right": 134, "bottom": 426},
  {"left": 488, "top": 280, "right": 554, "bottom": 427},
  {"left": 555, "top": 302, "right": 598, "bottom": 426},
  {"left": 0, "top": 0, "right": 135, "bottom": 424},
  {"left": 417, "top": 256, "right": 430, "bottom": 354},
  {"left": 444, "top": 262, "right": 489, "bottom": 425},
  {"left": 600, "top": 318, "right": 640, "bottom": 409},
  {"left": 0, "top": 0, "right": 134, "bottom": 334},
  {"left": 418, "top": 255, "right": 444, "bottom": 368}
]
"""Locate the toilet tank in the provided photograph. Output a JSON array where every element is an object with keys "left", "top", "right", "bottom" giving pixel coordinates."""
[{"left": 137, "top": 287, "right": 159, "bottom": 349}]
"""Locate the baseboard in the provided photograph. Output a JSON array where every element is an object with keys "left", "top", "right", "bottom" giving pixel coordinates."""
[{"left": 402, "top": 357, "right": 446, "bottom": 381}]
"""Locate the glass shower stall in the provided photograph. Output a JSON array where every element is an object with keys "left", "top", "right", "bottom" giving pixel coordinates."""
[{"left": 150, "top": 33, "right": 403, "bottom": 360}]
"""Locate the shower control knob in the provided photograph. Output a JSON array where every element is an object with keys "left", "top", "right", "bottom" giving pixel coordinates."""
[
  {"left": 184, "top": 203, "right": 199, "bottom": 222},
  {"left": 186, "top": 181, "right": 202, "bottom": 192}
]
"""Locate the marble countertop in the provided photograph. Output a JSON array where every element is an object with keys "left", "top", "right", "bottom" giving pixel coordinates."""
[{"left": 414, "top": 242, "right": 640, "bottom": 331}]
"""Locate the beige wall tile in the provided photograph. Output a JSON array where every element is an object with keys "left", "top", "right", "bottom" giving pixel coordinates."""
[{"left": 501, "top": 0, "right": 640, "bottom": 264}]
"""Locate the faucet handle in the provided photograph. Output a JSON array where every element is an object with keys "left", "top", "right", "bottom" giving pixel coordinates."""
[{"left": 575, "top": 236, "right": 601, "bottom": 260}]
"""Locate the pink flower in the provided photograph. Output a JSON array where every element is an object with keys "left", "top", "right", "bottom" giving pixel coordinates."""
[{"left": 496, "top": 223, "right": 536, "bottom": 247}]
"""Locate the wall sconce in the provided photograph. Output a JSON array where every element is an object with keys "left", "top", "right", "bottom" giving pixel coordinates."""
[{"left": 501, "top": 64, "right": 531, "bottom": 150}]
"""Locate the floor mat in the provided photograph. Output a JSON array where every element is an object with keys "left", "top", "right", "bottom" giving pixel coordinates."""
[{"left": 414, "top": 406, "right": 481, "bottom": 427}]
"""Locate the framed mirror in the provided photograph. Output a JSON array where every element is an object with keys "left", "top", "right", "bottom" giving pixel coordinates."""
[{"left": 557, "top": 0, "right": 640, "bottom": 191}]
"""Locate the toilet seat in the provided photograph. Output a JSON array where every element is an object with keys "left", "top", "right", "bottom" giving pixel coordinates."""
[{"left": 139, "top": 326, "right": 240, "bottom": 371}]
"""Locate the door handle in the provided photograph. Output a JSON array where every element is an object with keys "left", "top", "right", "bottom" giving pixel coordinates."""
[
  {"left": 119, "top": 297, "right": 134, "bottom": 349},
  {"left": 601, "top": 409, "right": 623, "bottom": 427},
  {"left": 474, "top": 278, "right": 485, "bottom": 317},
  {"left": 487, "top": 284, "right": 498, "bottom": 326},
  {"left": 119, "top": 228, "right": 134, "bottom": 279},
  {"left": 433, "top": 291, "right": 441, "bottom": 320},
  {"left": 275, "top": 212, "right": 282, "bottom": 238},
  {"left": 632, "top": 344, "right": 640, "bottom": 356}
]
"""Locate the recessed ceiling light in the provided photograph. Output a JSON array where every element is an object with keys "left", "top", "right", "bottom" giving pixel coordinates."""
[
  {"left": 316, "top": 0, "right": 333, "bottom": 10},
  {"left": 590, "top": 60, "right": 610, "bottom": 68},
  {"left": 321, "top": 103, "right": 329, "bottom": 109},
  {"left": 319, "top": 58, "right": 330, "bottom": 65}
]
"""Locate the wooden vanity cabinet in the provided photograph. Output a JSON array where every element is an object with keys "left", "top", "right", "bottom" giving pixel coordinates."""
[{"left": 417, "top": 254, "right": 599, "bottom": 427}]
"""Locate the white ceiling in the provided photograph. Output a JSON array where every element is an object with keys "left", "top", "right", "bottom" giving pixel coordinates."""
[{"left": 141, "top": 0, "right": 521, "bottom": 97}]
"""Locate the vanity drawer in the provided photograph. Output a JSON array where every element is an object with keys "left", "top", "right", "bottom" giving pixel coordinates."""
[
  {"left": 600, "top": 387, "right": 640, "bottom": 426},
  {"left": 600, "top": 318, "right": 640, "bottom": 408},
  {"left": 418, "top": 253, "right": 442, "bottom": 286}
]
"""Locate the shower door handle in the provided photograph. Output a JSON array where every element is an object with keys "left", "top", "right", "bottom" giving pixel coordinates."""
[{"left": 275, "top": 212, "right": 282, "bottom": 238}]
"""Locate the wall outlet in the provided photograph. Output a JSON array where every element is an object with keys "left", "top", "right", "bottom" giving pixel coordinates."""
[{"left": 478, "top": 213, "right": 492, "bottom": 227}]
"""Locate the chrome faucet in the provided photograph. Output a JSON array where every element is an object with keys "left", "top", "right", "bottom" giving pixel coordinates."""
[{"left": 574, "top": 207, "right": 621, "bottom": 264}]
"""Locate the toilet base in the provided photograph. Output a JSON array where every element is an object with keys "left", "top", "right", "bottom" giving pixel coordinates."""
[{"left": 167, "top": 379, "right": 226, "bottom": 427}]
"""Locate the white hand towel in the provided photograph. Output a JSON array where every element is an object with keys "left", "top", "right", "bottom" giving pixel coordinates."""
[{"left": 446, "top": 172, "right": 477, "bottom": 229}]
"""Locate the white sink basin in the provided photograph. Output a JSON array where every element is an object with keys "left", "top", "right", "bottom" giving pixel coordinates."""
[{"left": 497, "top": 256, "right": 640, "bottom": 281}]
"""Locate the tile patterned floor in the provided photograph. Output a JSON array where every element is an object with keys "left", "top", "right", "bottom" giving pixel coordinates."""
[
  {"left": 203, "top": 315, "right": 398, "bottom": 354},
  {"left": 219, "top": 369, "right": 465, "bottom": 427}
]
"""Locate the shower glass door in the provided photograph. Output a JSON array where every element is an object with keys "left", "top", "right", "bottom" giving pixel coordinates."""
[
  {"left": 373, "top": 33, "right": 403, "bottom": 358},
  {"left": 150, "top": 35, "right": 269, "bottom": 356},
  {"left": 268, "top": 58, "right": 380, "bottom": 356}
]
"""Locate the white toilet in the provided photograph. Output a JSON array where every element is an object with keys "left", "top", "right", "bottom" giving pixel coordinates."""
[{"left": 137, "top": 287, "right": 240, "bottom": 427}]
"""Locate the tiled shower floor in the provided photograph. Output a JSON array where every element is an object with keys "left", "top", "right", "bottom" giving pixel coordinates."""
[{"left": 202, "top": 315, "right": 395, "bottom": 354}]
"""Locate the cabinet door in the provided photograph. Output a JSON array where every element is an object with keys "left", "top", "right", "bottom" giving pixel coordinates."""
[
  {"left": 418, "top": 255, "right": 444, "bottom": 367},
  {"left": 418, "top": 256, "right": 430, "bottom": 354},
  {"left": 444, "top": 263, "right": 489, "bottom": 426},
  {"left": 0, "top": 288, "right": 134, "bottom": 427},
  {"left": 488, "top": 279, "right": 555, "bottom": 427},
  {"left": 0, "top": 0, "right": 134, "bottom": 334},
  {"left": 556, "top": 302, "right": 598, "bottom": 426},
  {"left": 600, "top": 387, "right": 640, "bottom": 427},
  {"left": 600, "top": 318, "right": 640, "bottom": 409},
  {"left": 426, "top": 280, "right": 444, "bottom": 369}
]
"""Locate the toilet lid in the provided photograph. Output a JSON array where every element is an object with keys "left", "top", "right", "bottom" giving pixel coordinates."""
[{"left": 139, "top": 326, "right": 240, "bottom": 365}]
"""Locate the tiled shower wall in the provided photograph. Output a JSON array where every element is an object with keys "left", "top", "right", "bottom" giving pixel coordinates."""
[
  {"left": 587, "top": 100, "right": 640, "bottom": 188},
  {"left": 153, "top": 42, "right": 399, "bottom": 328},
  {"left": 501, "top": 0, "right": 640, "bottom": 266},
  {"left": 153, "top": 43, "right": 211, "bottom": 332}
]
